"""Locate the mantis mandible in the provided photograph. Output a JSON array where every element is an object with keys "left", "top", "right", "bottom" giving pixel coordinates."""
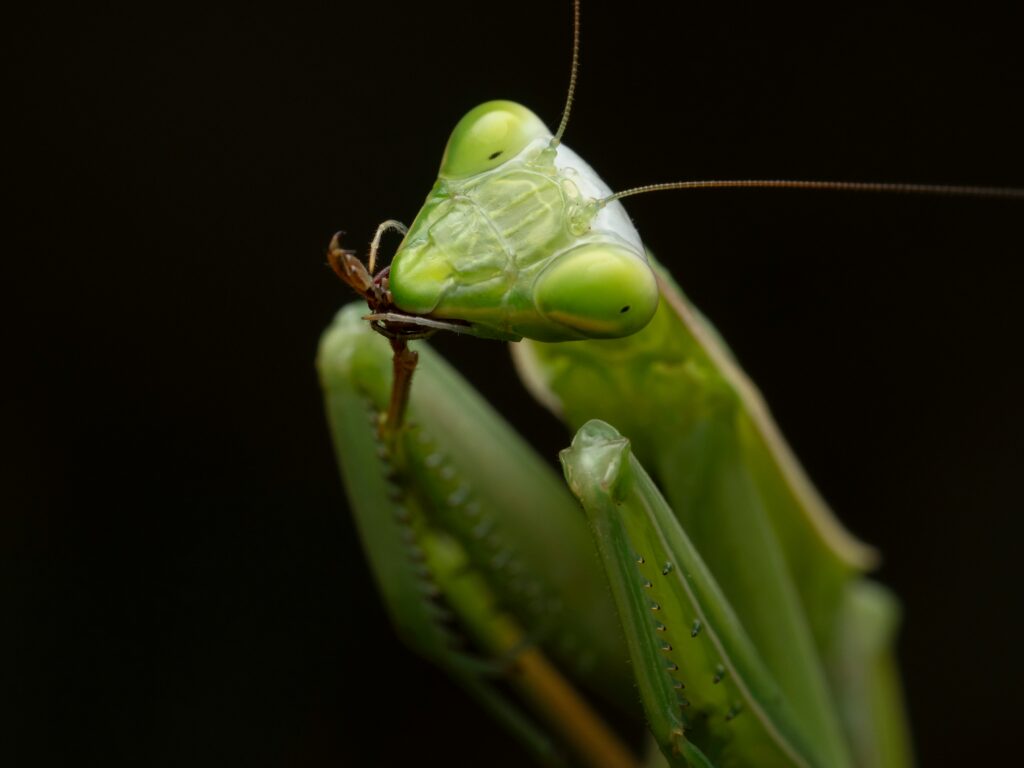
[{"left": 318, "top": 3, "right": 1022, "bottom": 765}]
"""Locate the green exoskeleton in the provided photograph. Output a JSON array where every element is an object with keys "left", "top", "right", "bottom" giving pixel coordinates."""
[{"left": 319, "top": 2, "right": 1021, "bottom": 765}]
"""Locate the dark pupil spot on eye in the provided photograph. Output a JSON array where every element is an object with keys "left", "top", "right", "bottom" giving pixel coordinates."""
[
  {"left": 620, "top": 305, "right": 630, "bottom": 313},
  {"left": 488, "top": 150, "right": 504, "bottom": 160}
]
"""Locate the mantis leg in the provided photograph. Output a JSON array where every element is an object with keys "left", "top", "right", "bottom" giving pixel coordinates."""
[
  {"left": 366, "top": 218, "right": 407, "bottom": 273},
  {"left": 562, "top": 419, "right": 841, "bottom": 768},
  {"left": 318, "top": 304, "right": 638, "bottom": 766}
]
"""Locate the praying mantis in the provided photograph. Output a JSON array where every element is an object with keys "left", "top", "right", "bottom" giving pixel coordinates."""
[{"left": 317, "top": 3, "right": 1022, "bottom": 765}]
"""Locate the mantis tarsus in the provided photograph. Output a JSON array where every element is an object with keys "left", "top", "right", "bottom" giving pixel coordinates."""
[{"left": 319, "top": 3, "right": 1022, "bottom": 765}]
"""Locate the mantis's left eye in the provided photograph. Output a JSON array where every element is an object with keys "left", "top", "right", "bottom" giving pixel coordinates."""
[
  {"left": 533, "top": 243, "right": 659, "bottom": 338},
  {"left": 439, "top": 100, "right": 550, "bottom": 179}
]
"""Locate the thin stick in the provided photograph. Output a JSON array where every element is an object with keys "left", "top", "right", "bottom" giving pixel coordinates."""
[{"left": 383, "top": 337, "right": 418, "bottom": 444}]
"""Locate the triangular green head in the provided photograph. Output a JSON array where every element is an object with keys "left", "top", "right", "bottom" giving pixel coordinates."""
[{"left": 388, "top": 100, "right": 659, "bottom": 342}]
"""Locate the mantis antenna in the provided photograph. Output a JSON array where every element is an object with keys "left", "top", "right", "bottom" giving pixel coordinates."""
[
  {"left": 550, "top": 0, "right": 581, "bottom": 148},
  {"left": 598, "top": 179, "right": 1024, "bottom": 206},
  {"left": 546, "top": 0, "right": 1024, "bottom": 205}
]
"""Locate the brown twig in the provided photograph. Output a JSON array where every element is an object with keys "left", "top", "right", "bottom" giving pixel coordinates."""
[{"left": 327, "top": 231, "right": 426, "bottom": 439}]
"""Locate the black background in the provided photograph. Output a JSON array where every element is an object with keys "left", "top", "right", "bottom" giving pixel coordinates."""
[{"left": 8, "top": 2, "right": 1024, "bottom": 766}]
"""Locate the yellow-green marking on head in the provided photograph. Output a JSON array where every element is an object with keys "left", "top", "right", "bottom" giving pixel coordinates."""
[{"left": 439, "top": 101, "right": 550, "bottom": 180}]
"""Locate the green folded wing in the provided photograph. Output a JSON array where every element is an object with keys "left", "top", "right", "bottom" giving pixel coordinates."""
[{"left": 830, "top": 581, "right": 914, "bottom": 768}]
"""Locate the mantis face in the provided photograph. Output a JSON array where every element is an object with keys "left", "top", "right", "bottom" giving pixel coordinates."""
[{"left": 388, "top": 100, "right": 659, "bottom": 342}]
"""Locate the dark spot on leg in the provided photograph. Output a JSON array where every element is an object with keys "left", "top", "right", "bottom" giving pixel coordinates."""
[
  {"left": 620, "top": 305, "right": 630, "bottom": 313},
  {"left": 488, "top": 150, "right": 504, "bottom": 160}
]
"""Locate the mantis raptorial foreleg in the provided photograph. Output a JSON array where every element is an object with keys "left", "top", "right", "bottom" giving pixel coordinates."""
[
  {"left": 562, "top": 420, "right": 843, "bottom": 767},
  {"left": 317, "top": 304, "right": 638, "bottom": 767}
]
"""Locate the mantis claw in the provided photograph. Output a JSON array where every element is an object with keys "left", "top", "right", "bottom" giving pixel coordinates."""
[{"left": 327, "top": 231, "right": 378, "bottom": 300}]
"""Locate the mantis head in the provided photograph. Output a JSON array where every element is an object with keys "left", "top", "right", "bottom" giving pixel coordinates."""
[{"left": 387, "top": 100, "right": 659, "bottom": 342}]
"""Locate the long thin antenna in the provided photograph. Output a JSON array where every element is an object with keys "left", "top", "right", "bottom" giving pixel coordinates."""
[
  {"left": 550, "top": 0, "right": 581, "bottom": 147},
  {"left": 599, "top": 179, "right": 1024, "bottom": 206}
]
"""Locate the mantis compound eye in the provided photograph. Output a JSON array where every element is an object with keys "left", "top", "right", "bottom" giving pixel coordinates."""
[
  {"left": 439, "top": 100, "right": 550, "bottom": 179},
  {"left": 533, "top": 242, "right": 659, "bottom": 338}
]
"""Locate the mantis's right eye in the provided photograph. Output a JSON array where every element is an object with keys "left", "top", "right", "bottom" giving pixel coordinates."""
[
  {"left": 533, "top": 242, "right": 659, "bottom": 339},
  {"left": 439, "top": 100, "right": 550, "bottom": 179}
]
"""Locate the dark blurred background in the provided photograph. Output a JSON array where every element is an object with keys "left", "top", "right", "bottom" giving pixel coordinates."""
[{"left": 7, "top": 2, "right": 1023, "bottom": 765}]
